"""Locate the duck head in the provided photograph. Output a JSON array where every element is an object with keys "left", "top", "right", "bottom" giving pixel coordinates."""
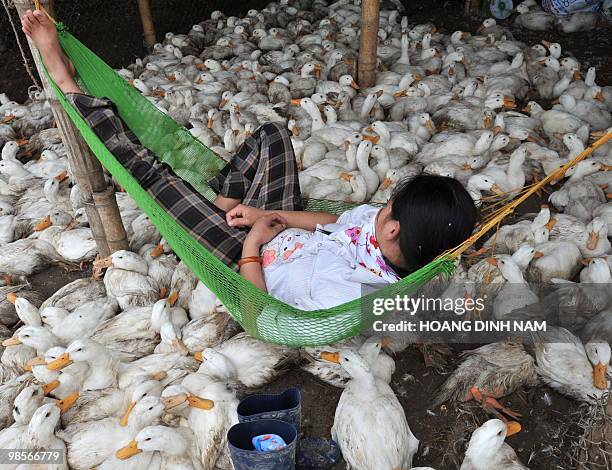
[
  {"left": 117, "top": 425, "right": 188, "bottom": 460},
  {"left": 27, "top": 403, "right": 61, "bottom": 443},
  {"left": 120, "top": 384, "right": 164, "bottom": 427},
  {"left": 159, "top": 322, "right": 189, "bottom": 356},
  {"left": 477, "top": 18, "right": 496, "bottom": 33},
  {"left": 511, "top": 244, "right": 544, "bottom": 270},
  {"left": 162, "top": 384, "right": 215, "bottom": 413},
  {"left": 583, "top": 217, "right": 609, "bottom": 252},
  {"left": 13, "top": 385, "right": 45, "bottom": 425},
  {"left": 465, "top": 419, "right": 521, "bottom": 467},
  {"left": 193, "top": 347, "right": 238, "bottom": 381},
  {"left": 12, "top": 296, "right": 42, "bottom": 326},
  {"left": 39, "top": 306, "right": 69, "bottom": 328},
  {"left": 322, "top": 349, "right": 373, "bottom": 381},
  {"left": 47, "top": 338, "right": 105, "bottom": 370},
  {"left": 2, "top": 325, "right": 59, "bottom": 353},
  {"left": 94, "top": 250, "right": 149, "bottom": 276},
  {"left": 584, "top": 341, "right": 611, "bottom": 390}
]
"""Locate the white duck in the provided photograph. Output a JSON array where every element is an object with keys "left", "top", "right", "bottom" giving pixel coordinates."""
[{"left": 324, "top": 350, "right": 419, "bottom": 470}]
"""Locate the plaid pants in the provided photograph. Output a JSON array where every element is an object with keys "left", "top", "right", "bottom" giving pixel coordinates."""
[{"left": 67, "top": 93, "right": 302, "bottom": 267}]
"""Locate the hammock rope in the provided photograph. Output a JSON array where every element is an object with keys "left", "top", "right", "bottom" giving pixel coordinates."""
[{"left": 37, "top": 18, "right": 611, "bottom": 346}]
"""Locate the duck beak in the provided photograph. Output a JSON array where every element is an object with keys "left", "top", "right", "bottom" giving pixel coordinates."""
[
  {"left": 489, "top": 183, "right": 503, "bottom": 195},
  {"left": 503, "top": 98, "right": 516, "bottom": 109},
  {"left": 533, "top": 251, "right": 544, "bottom": 260},
  {"left": 461, "top": 31, "right": 470, "bottom": 39},
  {"left": 593, "top": 362, "right": 608, "bottom": 389},
  {"left": 6, "top": 292, "right": 17, "bottom": 304},
  {"left": 393, "top": 90, "right": 407, "bottom": 97},
  {"left": 320, "top": 351, "right": 340, "bottom": 363},
  {"left": 483, "top": 115, "right": 493, "bottom": 128},
  {"left": 587, "top": 231, "right": 599, "bottom": 251},
  {"left": 492, "top": 125, "right": 502, "bottom": 135},
  {"left": 2, "top": 336, "right": 21, "bottom": 347},
  {"left": 314, "top": 64, "right": 322, "bottom": 79},
  {"left": 381, "top": 177, "right": 392, "bottom": 189},
  {"left": 339, "top": 172, "right": 352, "bottom": 181},
  {"left": 580, "top": 258, "right": 591, "bottom": 266},
  {"left": 166, "top": 74, "right": 176, "bottom": 81},
  {"left": 172, "top": 338, "right": 190, "bottom": 356},
  {"left": 195, "top": 77, "right": 203, "bottom": 84},
  {"left": 116, "top": 440, "right": 142, "bottom": 460},
  {"left": 167, "top": 290, "right": 179, "bottom": 306},
  {"left": 56, "top": 392, "right": 79, "bottom": 412},
  {"left": 590, "top": 130, "right": 606, "bottom": 138},
  {"left": 292, "top": 125, "right": 300, "bottom": 136},
  {"left": 219, "top": 98, "right": 228, "bottom": 108},
  {"left": 207, "top": 117, "right": 214, "bottom": 129},
  {"left": 16, "top": 139, "right": 29, "bottom": 146},
  {"left": 595, "top": 91, "right": 605, "bottom": 102},
  {"left": 380, "top": 336, "right": 391, "bottom": 349},
  {"left": 33, "top": 215, "right": 52, "bottom": 232},
  {"left": 187, "top": 394, "right": 215, "bottom": 410},
  {"left": 290, "top": 98, "right": 302, "bottom": 106},
  {"left": 350, "top": 80, "right": 360, "bottom": 90},
  {"left": 506, "top": 421, "right": 522, "bottom": 437},
  {"left": 486, "top": 257, "right": 498, "bottom": 267},
  {"left": 127, "top": 79, "right": 135, "bottom": 86},
  {"left": 522, "top": 104, "right": 531, "bottom": 113},
  {"left": 362, "top": 134, "right": 380, "bottom": 144},
  {"left": 55, "top": 170, "right": 69, "bottom": 182},
  {"left": 573, "top": 70, "right": 582, "bottom": 80},
  {"left": 119, "top": 401, "right": 136, "bottom": 427},
  {"left": 600, "top": 163, "right": 612, "bottom": 172},
  {"left": 425, "top": 119, "right": 435, "bottom": 131},
  {"left": 542, "top": 218, "right": 556, "bottom": 232},
  {"left": 2, "top": 115, "right": 16, "bottom": 124},
  {"left": 150, "top": 243, "right": 165, "bottom": 258},
  {"left": 42, "top": 379, "right": 60, "bottom": 395},
  {"left": 476, "top": 25, "right": 485, "bottom": 33},
  {"left": 46, "top": 352, "right": 73, "bottom": 370},
  {"left": 93, "top": 256, "right": 113, "bottom": 269},
  {"left": 196, "top": 63, "right": 205, "bottom": 70},
  {"left": 24, "top": 356, "right": 47, "bottom": 371}
]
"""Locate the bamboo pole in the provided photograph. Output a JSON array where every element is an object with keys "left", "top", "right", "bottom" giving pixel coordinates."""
[
  {"left": 464, "top": 0, "right": 483, "bottom": 16},
  {"left": 357, "top": 0, "right": 380, "bottom": 88},
  {"left": 136, "top": 0, "right": 156, "bottom": 47},
  {"left": 13, "top": 0, "right": 129, "bottom": 256}
]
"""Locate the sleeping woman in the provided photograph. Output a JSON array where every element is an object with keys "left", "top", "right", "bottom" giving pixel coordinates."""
[{"left": 22, "top": 9, "right": 478, "bottom": 310}]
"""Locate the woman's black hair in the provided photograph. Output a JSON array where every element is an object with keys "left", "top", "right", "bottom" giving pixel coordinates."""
[{"left": 390, "top": 174, "right": 478, "bottom": 275}]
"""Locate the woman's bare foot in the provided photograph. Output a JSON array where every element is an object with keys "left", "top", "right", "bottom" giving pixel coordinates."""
[{"left": 21, "top": 9, "right": 81, "bottom": 94}]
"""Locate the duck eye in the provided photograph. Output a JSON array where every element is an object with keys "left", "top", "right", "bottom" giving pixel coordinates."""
[
  {"left": 497, "top": 430, "right": 503, "bottom": 435},
  {"left": 45, "top": 412, "right": 50, "bottom": 417},
  {"left": 146, "top": 437, "right": 152, "bottom": 441},
  {"left": 148, "top": 406, "right": 153, "bottom": 410},
  {"left": 77, "top": 348, "right": 83, "bottom": 352}
]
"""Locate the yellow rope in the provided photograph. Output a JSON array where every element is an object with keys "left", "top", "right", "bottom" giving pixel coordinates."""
[
  {"left": 440, "top": 131, "right": 612, "bottom": 261},
  {"left": 33, "top": 0, "right": 57, "bottom": 25}
]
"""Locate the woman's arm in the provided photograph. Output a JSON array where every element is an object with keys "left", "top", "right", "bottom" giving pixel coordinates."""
[
  {"left": 240, "top": 238, "right": 267, "bottom": 291},
  {"left": 238, "top": 213, "right": 289, "bottom": 292},
  {"left": 227, "top": 204, "right": 338, "bottom": 231}
]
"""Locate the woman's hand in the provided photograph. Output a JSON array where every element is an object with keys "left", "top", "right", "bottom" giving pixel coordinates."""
[
  {"left": 244, "top": 213, "right": 288, "bottom": 247},
  {"left": 227, "top": 204, "right": 267, "bottom": 228}
]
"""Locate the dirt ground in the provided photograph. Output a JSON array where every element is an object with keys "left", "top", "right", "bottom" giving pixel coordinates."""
[{"left": 2, "top": 0, "right": 611, "bottom": 468}]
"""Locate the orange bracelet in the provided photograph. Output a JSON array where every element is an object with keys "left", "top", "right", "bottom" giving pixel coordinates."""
[{"left": 238, "top": 256, "right": 262, "bottom": 268}]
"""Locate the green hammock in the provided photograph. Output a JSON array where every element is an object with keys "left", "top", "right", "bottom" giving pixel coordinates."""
[{"left": 48, "top": 25, "right": 456, "bottom": 347}]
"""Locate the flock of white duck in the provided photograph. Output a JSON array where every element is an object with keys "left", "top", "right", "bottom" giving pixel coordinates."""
[{"left": 0, "top": 0, "right": 611, "bottom": 468}]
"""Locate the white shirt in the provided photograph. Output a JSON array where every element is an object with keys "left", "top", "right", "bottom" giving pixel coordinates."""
[{"left": 260, "top": 205, "right": 400, "bottom": 310}]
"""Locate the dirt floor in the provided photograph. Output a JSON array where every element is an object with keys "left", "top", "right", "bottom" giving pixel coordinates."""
[{"left": 2, "top": 1, "right": 611, "bottom": 468}]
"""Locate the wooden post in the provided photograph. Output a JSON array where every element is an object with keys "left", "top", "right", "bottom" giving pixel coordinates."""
[
  {"left": 137, "top": 0, "right": 156, "bottom": 47},
  {"left": 464, "top": 0, "right": 483, "bottom": 17},
  {"left": 357, "top": 0, "right": 380, "bottom": 88},
  {"left": 13, "top": 0, "right": 129, "bottom": 256}
]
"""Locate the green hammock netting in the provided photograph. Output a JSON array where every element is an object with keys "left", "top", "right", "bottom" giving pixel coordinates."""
[{"left": 49, "top": 25, "right": 456, "bottom": 347}]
